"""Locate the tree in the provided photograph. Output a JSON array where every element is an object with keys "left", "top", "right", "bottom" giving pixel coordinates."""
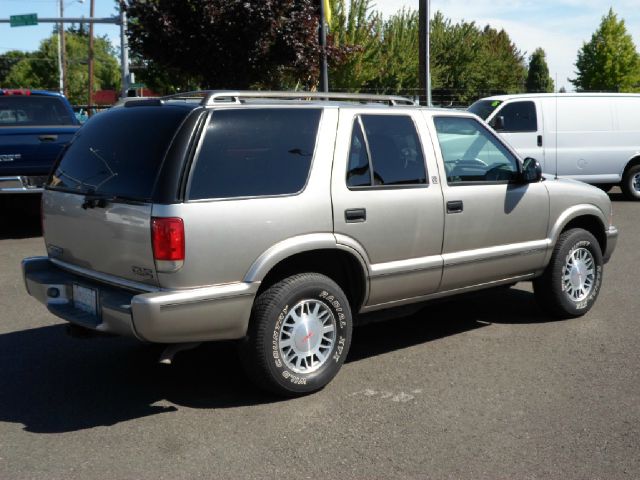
[
  {"left": 570, "top": 8, "right": 640, "bottom": 92},
  {"left": 4, "top": 28, "right": 120, "bottom": 104},
  {"left": 328, "top": 0, "right": 382, "bottom": 91},
  {"left": 125, "top": 0, "right": 336, "bottom": 91},
  {"left": 526, "top": 48, "right": 554, "bottom": 93}
]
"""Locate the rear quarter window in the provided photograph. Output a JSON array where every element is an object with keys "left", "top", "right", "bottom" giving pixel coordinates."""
[{"left": 187, "top": 108, "right": 321, "bottom": 200}]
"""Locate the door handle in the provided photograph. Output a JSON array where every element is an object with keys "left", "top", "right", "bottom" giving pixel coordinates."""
[
  {"left": 39, "top": 134, "right": 58, "bottom": 142},
  {"left": 537, "top": 135, "right": 543, "bottom": 147},
  {"left": 345, "top": 208, "right": 366, "bottom": 223},
  {"left": 446, "top": 200, "right": 463, "bottom": 214}
]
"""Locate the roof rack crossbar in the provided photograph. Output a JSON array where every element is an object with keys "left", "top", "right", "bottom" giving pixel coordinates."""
[{"left": 161, "top": 90, "right": 415, "bottom": 107}]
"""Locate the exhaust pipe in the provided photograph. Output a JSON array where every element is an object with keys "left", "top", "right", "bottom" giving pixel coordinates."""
[{"left": 158, "top": 342, "right": 201, "bottom": 365}]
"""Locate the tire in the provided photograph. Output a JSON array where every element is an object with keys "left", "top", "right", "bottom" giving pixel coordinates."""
[
  {"left": 239, "top": 273, "right": 353, "bottom": 396},
  {"left": 621, "top": 164, "right": 640, "bottom": 200},
  {"left": 533, "top": 228, "right": 603, "bottom": 319}
]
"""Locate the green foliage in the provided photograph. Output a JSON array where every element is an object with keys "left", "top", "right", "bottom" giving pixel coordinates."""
[
  {"left": 570, "top": 8, "right": 640, "bottom": 92},
  {"left": 430, "top": 12, "right": 526, "bottom": 104},
  {"left": 526, "top": 48, "right": 554, "bottom": 93},
  {"left": 125, "top": 0, "right": 331, "bottom": 91},
  {"left": 328, "top": 0, "right": 382, "bottom": 91},
  {"left": 3, "top": 27, "right": 120, "bottom": 104}
]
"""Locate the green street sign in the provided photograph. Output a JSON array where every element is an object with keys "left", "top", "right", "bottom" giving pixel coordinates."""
[
  {"left": 10, "top": 13, "right": 38, "bottom": 27},
  {"left": 129, "top": 83, "right": 146, "bottom": 89}
]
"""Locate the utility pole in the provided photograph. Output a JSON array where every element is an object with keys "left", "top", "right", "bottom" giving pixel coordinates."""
[
  {"left": 318, "top": 0, "right": 328, "bottom": 93},
  {"left": 59, "top": 0, "right": 67, "bottom": 97},
  {"left": 418, "top": 0, "right": 431, "bottom": 106},
  {"left": 119, "top": 2, "right": 130, "bottom": 98},
  {"left": 88, "top": 0, "right": 95, "bottom": 113}
]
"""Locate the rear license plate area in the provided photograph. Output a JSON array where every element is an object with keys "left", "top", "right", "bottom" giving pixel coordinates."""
[{"left": 72, "top": 284, "right": 97, "bottom": 316}]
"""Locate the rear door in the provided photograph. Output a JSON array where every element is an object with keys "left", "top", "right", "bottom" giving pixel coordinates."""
[
  {"left": 43, "top": 105, "right": 193, "bottom": 287},
  {"left": 331, "top": 109, "right": 444, "bottom": 307}
]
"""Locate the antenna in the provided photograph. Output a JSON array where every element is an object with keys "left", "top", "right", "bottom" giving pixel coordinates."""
[{"left": 555, "top": 73, "right": 559, "bottom": 180}]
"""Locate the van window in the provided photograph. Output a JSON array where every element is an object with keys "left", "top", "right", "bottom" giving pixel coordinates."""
[
  {"left": 497, "top": 101, "right": 537, "bottom": 132},
  {"left": 188, "top": 108, "right": 321, "bottom": 200},
  {"left": 347, "top": 115, "right": 427, "bottom": 187},
  {"left": 434, "top": 116, "right": 519, "bottom": 184}
]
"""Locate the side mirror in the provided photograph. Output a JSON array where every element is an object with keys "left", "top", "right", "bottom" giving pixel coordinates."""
[
  {"left": 490, "top": 115, "right": 505, "bottom": 131},
  {"left": 521, "top": 157, "right": 542, "bottom": 183}
]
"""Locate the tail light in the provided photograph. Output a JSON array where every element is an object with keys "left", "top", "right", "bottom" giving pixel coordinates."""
[{"left": 151, "top": 217, "right": 185, "bottom": 272}]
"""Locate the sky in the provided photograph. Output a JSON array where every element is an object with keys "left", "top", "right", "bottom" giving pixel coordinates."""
[{"left": 1, "top": 0, "right": 639, "bottom": 92}]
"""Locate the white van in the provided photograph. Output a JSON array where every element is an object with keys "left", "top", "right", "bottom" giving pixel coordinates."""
[{"left": 468, "top": 93, "right": 640, "bottom": 200}]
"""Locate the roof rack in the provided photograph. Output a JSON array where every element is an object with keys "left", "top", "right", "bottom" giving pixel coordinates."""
[{"left": 161, "top": 90, "right": 416, "bottom": 107}]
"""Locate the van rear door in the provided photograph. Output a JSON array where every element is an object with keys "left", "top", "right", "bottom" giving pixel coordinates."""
[{"left": 43, "top": 105, "right": 193, "bottom": 287}]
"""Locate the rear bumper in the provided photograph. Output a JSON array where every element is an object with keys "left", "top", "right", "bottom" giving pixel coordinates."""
[
  {"left": 0, "top": 175, "right": 46, "bottom": 193},
  {"left": 603, "top": 225, "right": 618, "bottom": 264},
  {"left": 22, "top": 257, "right": 258, "bottom": 343}
]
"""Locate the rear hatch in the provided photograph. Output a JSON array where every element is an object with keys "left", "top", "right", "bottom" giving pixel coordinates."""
[
  {"left": 0, "top": 94, "right": 79, "bottom": 177},
  {"left": 43, "top": 104, "right": 194, "bottom": 288}
]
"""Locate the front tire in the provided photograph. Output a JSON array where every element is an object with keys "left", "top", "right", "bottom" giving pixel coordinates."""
[
  {"left": 621, "top": 164, "right": 640, "bottom": 200},
  {"left": 239, "top": 273, "right": 353, "bottom": 396},
  {"left": 533, "top": 228, "right": 603, "bottom": 319}
]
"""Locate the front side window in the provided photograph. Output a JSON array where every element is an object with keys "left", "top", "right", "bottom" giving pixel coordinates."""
[
  {"left": 0, "top": 96, "right": 75, "bottom": 126},
  {"left": 434, "top": 116, "right": 520, "bottom": 184},
  {"left": 188, "top": 108, "right": 321, "bottom": 200},
  {"left": 496, "top": 101, "right": 537, "bottom": 132},
  {"left": 346, "top": 114, "right": 427, "bottom": 187}
]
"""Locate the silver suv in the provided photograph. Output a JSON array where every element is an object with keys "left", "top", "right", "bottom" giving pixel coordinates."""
[{"left": 22, "top": 91, "right": 618, "bottom": 396}]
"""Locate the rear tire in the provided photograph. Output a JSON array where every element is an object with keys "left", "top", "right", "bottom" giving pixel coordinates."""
[
  {"left": 621, "top": 164, "right": 640, "bottom": 200},
  {"left": 533, "top": 228, "right": 603, "bottom": 319},
  {"left": 239, "top": 273, "right": 352, "bottom": 396}
]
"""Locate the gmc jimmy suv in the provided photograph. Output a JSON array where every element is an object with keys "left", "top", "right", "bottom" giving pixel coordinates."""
[{"left": 22, "top": 91, "right": 618, "bottom": 396}]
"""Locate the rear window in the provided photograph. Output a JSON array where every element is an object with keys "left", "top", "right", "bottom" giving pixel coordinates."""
[
  {"left": 0, "top": 96, "right": 75, "bottom": 126},
  {"left": 48, "top": 106, "right": 190, "bottom": 199},
  {"left": 187, "top": 108, "right": 321, "bottom": 200}
]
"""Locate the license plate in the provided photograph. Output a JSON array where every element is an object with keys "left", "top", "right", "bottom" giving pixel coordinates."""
[{"left": 73, "top": 284, "right": 97, "bottom": 316}]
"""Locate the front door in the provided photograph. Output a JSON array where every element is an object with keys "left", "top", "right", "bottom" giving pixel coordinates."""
[{"left": 430, "top": 114, "right": 550, "bottom": 291}]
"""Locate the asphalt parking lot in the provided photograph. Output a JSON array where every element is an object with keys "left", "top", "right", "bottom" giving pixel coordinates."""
[{"left": 0, "top": 191, "right": 638, "bottom": 480}]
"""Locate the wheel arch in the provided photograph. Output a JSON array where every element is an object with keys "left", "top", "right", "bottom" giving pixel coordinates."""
[
  {"left": 622, "top": 154, "right": 640, "bottom": 177},
  {"left": 548, "top": 206, "right": 608, "bottom": 260},
  {"left": 244, "top": 234, "right": 369, "bottom": 312}
]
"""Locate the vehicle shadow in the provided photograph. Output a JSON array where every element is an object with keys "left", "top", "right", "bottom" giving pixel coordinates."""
[
  {"left": 0, "top": 287, "right": 550, "bottom": 434},
  {"left": 0, "top": 194, "right": 42, "bottom": 240}
]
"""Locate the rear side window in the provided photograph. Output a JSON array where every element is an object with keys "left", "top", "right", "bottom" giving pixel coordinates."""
[
  {"left": 346, "top": 114, "right": 427, "bottom": 187},
  {"left": 188, "top": 108, "right": 321, "bottom": 200},
  {"left": 497, "top": 101, "right": 537, "bottom": 132},
  {"left": 0, "top": 96, "right": 75, "bottom": 126},
  {"left": 49, "top": 106, "right": 191, "bottom": 199}
]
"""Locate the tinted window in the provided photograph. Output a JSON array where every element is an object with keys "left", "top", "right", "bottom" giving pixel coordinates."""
[
  {"left": 357, "top": 115, "right": 427, "bottom": 186},
  {"left": 434, "top": 116, "right": 519, "bottom": 183},
  {"left": 188, "top": 109, "right": 321, "bottom": 200},
  {"left": 498, "top": 101, "right": 537, "bottom": 132},
  {"left": 346, "top": 120, "right": 371, "bottom": 187},
  {"left": 49, "top": 106, "right": 190, "bottom": 199},
  {"left": 0, "top": 96, "right": 75, "bottom": 126},
  {"left": 468, "top": 99, "right": 502, "bottom": 120}
]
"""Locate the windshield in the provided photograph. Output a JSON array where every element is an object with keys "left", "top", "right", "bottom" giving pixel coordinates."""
[
  {"left": 467, "top": 99, "right": 503, "bottom": 120},
  {"left": 0, "top": 96, "right": 75, "bottom": 126},
  {"left": 48, "top": 106, "right": 191, "bottom": 200}
]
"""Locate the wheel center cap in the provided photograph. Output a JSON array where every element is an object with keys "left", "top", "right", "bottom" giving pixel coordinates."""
[
  {"left": 293, "top": 317, "right": 321, "bottom": 352},
  {"left": 570, "top": 264, "right": 583, "bottom": 287}
]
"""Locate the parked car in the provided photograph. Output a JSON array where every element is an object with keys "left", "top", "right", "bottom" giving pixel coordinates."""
[
  {"left": 22, "top": 91, "right": 618, "bottom": 396},
  {"left": 0, "top": 89, "right": 80, "bottom": 194},
  {"left": 468, "top": 93, "right": 640, "bottom": 200}
]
